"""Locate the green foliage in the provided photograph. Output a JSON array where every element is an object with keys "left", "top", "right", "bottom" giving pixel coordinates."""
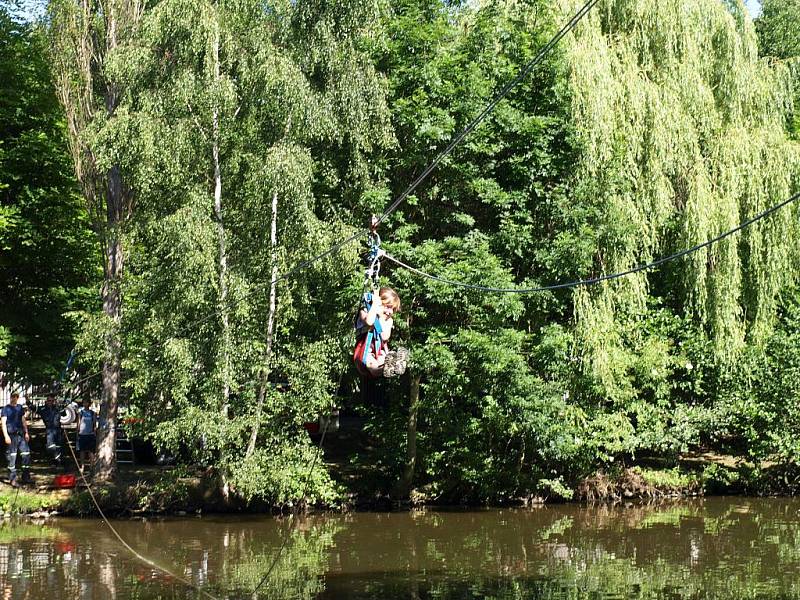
[
  {"left": 756, "top": 0, "right": 800, "bottom": 138},
  {"left": 0, "top": 6, "right": 98, "bottom": 380},
  {"left": 15, "top": 0, "right": 800, "bottom": 505},
  {"left": 0, "top": 488, "right": 61, "bottom": 515},
  {"left": 756, "top": 0, "right": 800, "bottom": 59},
  {"left": 100, "top": 0, "right": 390, "bottom": 504}
]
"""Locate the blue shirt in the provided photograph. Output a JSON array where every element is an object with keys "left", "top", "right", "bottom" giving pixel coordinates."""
[
  {"left": 78, "top": 408, "right": 96, "bottom": 435},
  {"left": 2, "top": 404, "right": 25, "bottom": 434},
  {"left": 40, "top": 404, "right": 61, "bottom": 430}
]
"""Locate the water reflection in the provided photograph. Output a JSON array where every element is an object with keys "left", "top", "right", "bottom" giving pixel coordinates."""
[{"left": 0, "top": 498, "right": 798, "bottom": 598}]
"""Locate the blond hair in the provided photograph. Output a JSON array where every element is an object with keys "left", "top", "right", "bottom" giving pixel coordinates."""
[{"left": 379, "top": 287, "right": 401, "bottom": 312}]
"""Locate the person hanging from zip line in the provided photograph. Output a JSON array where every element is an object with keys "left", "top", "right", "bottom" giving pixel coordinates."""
[
  {"left": 353, "top": 216, "right": 408, "bottom": 379},
  {"left": 39, "top": 393, "right": 64, "bottom": 469},
  {"left": 1, "top": 392, "right": 33, "bottom": 487},
  {"left": 353, "top": 286, "right": 408, "bottom": 378}
]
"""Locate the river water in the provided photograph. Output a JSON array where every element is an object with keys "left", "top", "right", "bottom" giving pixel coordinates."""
[{"left": 0, "top": 497, "right": 799, "bottom": 599}]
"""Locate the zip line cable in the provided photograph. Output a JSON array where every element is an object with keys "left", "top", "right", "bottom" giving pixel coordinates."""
[
  {"left": 63, "top": 0, "right": 601, "bottom": 394},
  {"left": 376, "top": 0, "right": 601, "bottom": 225},
  {"left": 246, "top": 3, "right": 601, "bottom": 596},
  {"left": 383, "top": 189, "right": 800, "bottom": 293}
]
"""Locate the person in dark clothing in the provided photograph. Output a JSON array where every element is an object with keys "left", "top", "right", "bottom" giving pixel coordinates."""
[
  {"left": 1, "top": 392, "right": 32, "bottom": 487},
  {"left": 77, "top": 397, "right": 97, "bottom": 473},
  {"left": 39, "top": 394, "right": 63, "bottom": 467}
]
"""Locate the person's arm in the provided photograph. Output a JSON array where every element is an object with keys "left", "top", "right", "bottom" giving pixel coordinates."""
[
  {"left": 1, "top": 414, "right": 9, "bottom": 445},
  {"left": 22, "top": 409, "right": 29, "bottom": 442},
  {"left": 364, "top": 293, "right": 382, "bottom": 327},
  {"left": 380, "top": 317, "right": 393, "bottom": 341}
]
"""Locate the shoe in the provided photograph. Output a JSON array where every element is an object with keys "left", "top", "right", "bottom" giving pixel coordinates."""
[
  {"left": 9, "top": 479, "right": 18, "bottom": 489},
  {"left": 383, "top": 347, "right": 409, "bottom": 378}
]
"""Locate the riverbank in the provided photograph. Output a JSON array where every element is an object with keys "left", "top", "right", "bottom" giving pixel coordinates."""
[{"left": 4, "top": 455, "right": 798, "bottom": 518}]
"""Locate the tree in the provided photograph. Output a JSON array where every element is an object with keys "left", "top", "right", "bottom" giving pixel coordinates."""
[
  {"left": 110, "top": 0, "right": 392, "bottom": 502},
  {"left": 756, "top": 0, "right": 800, "bottom": 59},
  {"left": 756, "top": 0, "right": 800, "bottom": 138},
  {"left": 48, "top": 0, "right": 144, "bottom": 481}
]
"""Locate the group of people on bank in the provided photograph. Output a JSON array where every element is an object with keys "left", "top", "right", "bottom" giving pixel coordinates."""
[{"left": 1, "top": 391, "right": 97, "bottom": 487}]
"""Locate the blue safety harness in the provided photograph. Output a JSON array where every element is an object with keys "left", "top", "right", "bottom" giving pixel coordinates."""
[
  {"left": 357, "top": 292, "right": 383, "bottom": 366},
  {"left": 355, "top": 226, "right": 385, "bottom": 367}
]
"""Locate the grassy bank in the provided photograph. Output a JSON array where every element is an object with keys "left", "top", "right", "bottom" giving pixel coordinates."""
[{"left": 5, "top": 457, "right": 800, "bottom": 518}]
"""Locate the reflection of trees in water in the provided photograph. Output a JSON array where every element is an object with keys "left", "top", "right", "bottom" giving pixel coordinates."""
[
  {"left": 2, "top": 502, "right": 800, "bottom": 599},
  {"left": 0, "top": 517, "right": 341, "bottom": 600},
  {"left": 382, "top": 502, "right": 800, "bottom": 600},
  {"left": 219, "top": 516, "right": 341, "bottom": 599}
]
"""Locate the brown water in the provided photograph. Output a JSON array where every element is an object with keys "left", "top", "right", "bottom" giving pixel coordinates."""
[{"left": 1, "top": 498, "right": 799, "bottom": 599}]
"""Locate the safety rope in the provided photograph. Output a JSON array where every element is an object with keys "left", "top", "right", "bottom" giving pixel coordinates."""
[
  {"left": 383, "top": 189, "right": 800, "bottom": 294},
  {"left": 249, "top": 413, "right": 333, "bottom": 599},
  {"left": 61, "top": 424, "right": 221, "bottom": 600}
]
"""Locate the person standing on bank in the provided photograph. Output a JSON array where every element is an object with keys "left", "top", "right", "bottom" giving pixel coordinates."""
[
  {"left": 1, "top": 392, "right": 32, "bottom": 487},
  {"left": 39, "top": 394, "right": 63, "bottom": 467},
  {"left": 77, "top": 397, "right": 97, "bottom": 473}
]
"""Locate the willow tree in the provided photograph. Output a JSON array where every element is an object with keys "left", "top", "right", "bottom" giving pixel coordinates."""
[
  {"left": 49, "top": 0, "right": 144, "bottom": 481},
  {"left": 559, "top": 0, "right": 800, "bottom": 399},
  {"left": 112, "top": 0, "right": 391, "bottom": 502},
  {"left": 756, "top": 0, "right": 800, "bottom": 138}
]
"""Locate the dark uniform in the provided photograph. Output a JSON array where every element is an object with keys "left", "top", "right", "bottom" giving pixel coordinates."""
[
  {"left": 39, "top": 404, "right": 63, "bottom": 465},
  {"left": 2, "top": 404, "right": 31, "bottom": 484}
]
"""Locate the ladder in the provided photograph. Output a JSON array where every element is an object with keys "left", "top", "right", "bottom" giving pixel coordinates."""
[{"left": 115, "top": 426, "right": 135, "bottom": 464}]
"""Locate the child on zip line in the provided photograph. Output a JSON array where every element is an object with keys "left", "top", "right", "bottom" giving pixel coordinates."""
[{"left": 353, "top": 286, "right": 408, "bottom": 378}]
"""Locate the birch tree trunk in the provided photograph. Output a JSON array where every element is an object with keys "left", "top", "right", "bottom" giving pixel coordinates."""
[
  {"left": 95, "top": 165, "right": 125, "bottom": 481},
  {"left": 246, "top": 186, "right": 279, "bottom": 458},
  {"left": 211, "top": 18, "right": 231, "bottom": 415}
]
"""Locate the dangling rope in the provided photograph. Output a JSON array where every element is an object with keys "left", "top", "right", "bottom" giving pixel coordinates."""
[{"left": 60, "top": 426, "right": 222, "bottom": 600}]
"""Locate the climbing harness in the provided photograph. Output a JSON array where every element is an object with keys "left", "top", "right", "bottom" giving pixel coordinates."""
[
  {"left": 355, "top": 217, "right": 387, "bottom": 374},
  {"left": 353, "top": 218, "right": 410, "bottom": 378}
]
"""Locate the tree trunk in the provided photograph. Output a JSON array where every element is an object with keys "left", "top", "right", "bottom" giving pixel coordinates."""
[
  {"left": 394, "top": 373, "right": 421, "bottom": 500},
  {"left": 212, "top": 21, "right": 231, "bottom": 415},
  {"left": 246, "top": 187, "right": 279, "bottom": 458},
  {"left": 94, "top": 166, "right": 124, "bottom": 482}
]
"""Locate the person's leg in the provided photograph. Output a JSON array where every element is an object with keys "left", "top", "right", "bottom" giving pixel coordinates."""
[
  {"left": 46, "top": 428, "right": 59, "bottom": 464},
  {"left": 19, "top": 437, "right": 31, "bottom": 484},
  {"left": 6, "top": 435, "right": 17, "bottom": 485},
  {"left": 78, "top": 436, "right": 86, "bottom": 471},
  {"left": 53, "top": 428, "right": 63, "bottom": 466},
  {"left": 383, "top": 347, "right": 409, "bottom": 378}
]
